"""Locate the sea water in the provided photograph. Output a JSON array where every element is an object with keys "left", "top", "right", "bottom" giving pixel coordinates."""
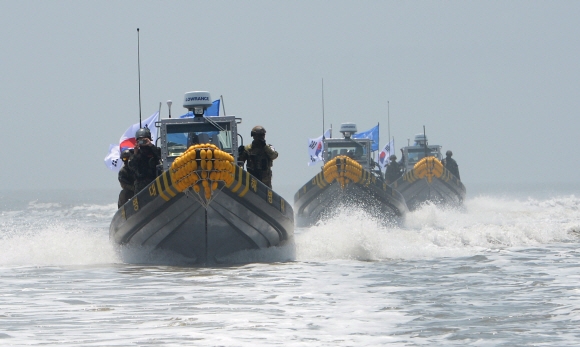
[{"left": 0, "top": 186, "right": 579, "bottom": 346}]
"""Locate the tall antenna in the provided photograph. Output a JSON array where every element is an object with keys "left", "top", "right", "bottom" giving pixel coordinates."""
[
  {"left": 423, "top": 125, "right": 428, "bottom": 158},
  {"left": 137, "top": 28, "right": 142, "bottom": 127},
  {"left": 387, "top": 101, "right": 391, "bottom": 144},
  {"left": 322, "top": 78, "right": 325, "bottom": 138}
]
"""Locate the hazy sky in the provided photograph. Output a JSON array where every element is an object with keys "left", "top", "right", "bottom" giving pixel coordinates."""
[{"left": 1, "top": 1, "right": 579, "bottom": 201}]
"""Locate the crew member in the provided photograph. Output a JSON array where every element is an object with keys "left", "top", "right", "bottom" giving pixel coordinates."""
[
  {"left": 129, "top": 127, "right": 161, "bottom": 193},
  {"left": 118, "top": 149, "right": 135, "bottom": 207},
  {"left": 442, "top": 150, "right": 460, "bottom": 180},
  {"left": 385, "top": 154, "right": 403, "bottom": 184},
  {"left": 238, "top": 125, "right": 278, "bottom": 188}
]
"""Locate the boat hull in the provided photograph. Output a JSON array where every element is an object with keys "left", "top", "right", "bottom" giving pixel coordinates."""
[
  {"left": 110, "top": 168, "right": 294, "bottom": 265},
  {"left": 294, "top": 169, "right": 408, "bottom": 228},
  {"left": 391, "top": 157, "right": 466, "bottom": 211}
]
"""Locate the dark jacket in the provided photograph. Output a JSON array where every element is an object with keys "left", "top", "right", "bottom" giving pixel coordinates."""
[
  {"left": 239, "top": 140, "right": 278, "bottom": 187},
  {"left": 118, "top": 162, "right": 135, "bottom": 207},
  {"left": 385, "top": 160, "right": 402, "bottom": 183},
  {"left": 118, "top": 163, "right": 135, "bottom": 192},
  {"left": 129, "top": 145, "right": 161, "bottom": 192},
  {"left": 442, "top": 156, "right": 460, "bottom": 180}
]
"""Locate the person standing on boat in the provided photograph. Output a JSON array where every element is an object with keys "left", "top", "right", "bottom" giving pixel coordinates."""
[
  {"left": 129, "top": 127, "right": 161, "bottom": 193},
  {"left": 238, "top": 125, "right": 278, "bottom": 188},
  {"left": 118, "top": 149, "right": 135, "bottom": 207},
  {"left": 385, "top": 154, "right": 403, "bottom": 184},
  {"left": 442, "top": 150, "right": 460, "bottom": 180}
]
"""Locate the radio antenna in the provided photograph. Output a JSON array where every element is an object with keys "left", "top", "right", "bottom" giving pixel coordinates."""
[
  {"left": 387, "top": 101, "right": 391, "bottom": 144},
  {"left": 423, "top": 125, "right": 428, "bottom": 158},
  {"left": 322, "top": 78, "right": 325, "bottom": 138},
  {"left": 137, "top": 28, "right": 142, "bottom": 127}
]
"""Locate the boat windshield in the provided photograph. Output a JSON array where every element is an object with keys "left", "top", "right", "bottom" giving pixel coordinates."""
[
  {"left": 326, "top": 142, "right": 367, "bottom": 161},
  {"left": 165, "top": 122, "right": 233, "bottom": 157},
  {"left": 406, "top": 148, "right": 441, "bottom": 166}
]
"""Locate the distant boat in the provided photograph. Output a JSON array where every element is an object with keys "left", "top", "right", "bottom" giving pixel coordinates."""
[
  {"left": 109, "top": 91, "right": 294, "bottom": 265},
  {"left": 294, "top": 123, "right": 408, "bottom": 228},
  {"left": 390, "top": 133, "right": 466, "bottom": 211}
]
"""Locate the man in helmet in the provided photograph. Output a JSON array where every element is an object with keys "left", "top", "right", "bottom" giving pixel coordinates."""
[
  {"left": 442, "top": 150, "right": 460, "bottom": 180},
  {"left": 118, "top": 149, "right": 135, "bottom": 207},
  {"left": 385, "top": 154, "right": 403, "bottom": 184},
  {"left": 129, "top": 127, "right": 162, "bottom": 193},
  {"left": 238, "top": 125, "right": 278, "bottom": 188}
]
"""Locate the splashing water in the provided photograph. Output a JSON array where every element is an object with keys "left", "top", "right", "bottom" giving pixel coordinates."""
[
  {"left": 0, "top": 193, "right": 578, "bottom": 266},
  {"left": 295, "top": 194, "right": 580, "bottom": 262}
]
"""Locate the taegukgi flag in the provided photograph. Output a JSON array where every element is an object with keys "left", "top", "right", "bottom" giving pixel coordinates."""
[
  {"left": 378, "top": 138, "right": 395, "bottom": 169},
  {"left": 104, "top": 144, "right": 122, "bottom": 172},
  {"left": 307, "top": 128, "right": 331, "bottom": 166},
  {"left": 104, "top": 111, "right": 160, "bottom": 172}
]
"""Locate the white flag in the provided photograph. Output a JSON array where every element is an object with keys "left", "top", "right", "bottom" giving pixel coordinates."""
[
  {"left": 378, "top": 139, "right": 395, "bottom": 169},
  {"left": 104, "top": 111, "right": 160, "bottom": 172},
  {"left": 307, "top": 129, "right": 331, "bottom": 166}
]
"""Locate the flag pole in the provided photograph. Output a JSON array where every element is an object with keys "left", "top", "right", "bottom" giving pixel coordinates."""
[
  {"left": 376, "top": 122, "right": 379, "bottom": 159},
  {"left": 137, "top": 28, "right": 142, "bottom": 128},
  {"left": 220, "top": 95, "right": 226, "bottom": 116}
]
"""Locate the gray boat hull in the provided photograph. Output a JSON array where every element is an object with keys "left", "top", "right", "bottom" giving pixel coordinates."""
[
  {"left": 294, "top": 170, "right": 408, "bottom": 228},
  {"left": 110, "top": 168, "right": 294, "bottom": 265},
  {"left": 391, "top": 164, "right": 466, "bottom": 211}
]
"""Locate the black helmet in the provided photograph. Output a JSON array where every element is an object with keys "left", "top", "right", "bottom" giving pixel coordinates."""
[
  {"left": 389, "top": 155, "right": 397, "bottom": 160},
  {"left": 446, "top": 150, "right": 453, "bottom": 157},
  {"left": 251, "top": 125, "right": 266, "bottom": 137},
  {"left": 135, "top": 127, "right": 152, "bottom": 140},
  {"left": 121, "top": 149, "right": 132, "bottom": 161}
]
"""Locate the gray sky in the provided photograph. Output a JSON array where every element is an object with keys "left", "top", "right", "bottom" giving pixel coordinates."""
[{"left": 1, "top": 1, "right": 579, "bottom": 201}]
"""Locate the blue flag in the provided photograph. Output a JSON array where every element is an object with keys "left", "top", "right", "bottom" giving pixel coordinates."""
[
  {"left": 352, "top": 124, "right": 379, "bottom": 151},
  {"left": 180, "top": 99, "right": 220, "bottom": 118}
]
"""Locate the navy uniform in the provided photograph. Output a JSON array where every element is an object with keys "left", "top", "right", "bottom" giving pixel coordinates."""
[{"left": 238, "top": 126, "right": 278, "bottom": 188}]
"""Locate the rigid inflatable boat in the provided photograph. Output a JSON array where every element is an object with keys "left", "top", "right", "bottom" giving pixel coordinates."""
[
  {"left": 390, "top": 133, "right": 466, "bottom": 211},
  {"left": 294, "top": 123, "right": 408, "bottom": 228},
  {"left": 109, "top": 91, "right": 294, "bottom": 265}
]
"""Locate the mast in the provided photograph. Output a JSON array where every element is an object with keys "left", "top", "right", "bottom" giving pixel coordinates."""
[
  {"left": 423, "top": 125, "right": 428, "bottom": 158},
  {"left": 387, "top": 100, "right": 390, "bottom": 146},
  {"left": 137, "top": 28, "right": 142, "bottom": 128},
  {"left": 322, "top": 78, "right": 325, "bottom": 139}
]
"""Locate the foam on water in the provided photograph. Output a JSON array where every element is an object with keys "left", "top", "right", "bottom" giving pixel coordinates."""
[
  {"left": 0, "top": 192, "right": 579, "bottom": 345},
  {"left": 1, "top": 194, "right": 579, "bottom": 266},
  {"left": 295, "top": 194, "right": 580, "bottom": 262},
  {"left": 0, "top": 201, "right": 119, "bottom": 266}
]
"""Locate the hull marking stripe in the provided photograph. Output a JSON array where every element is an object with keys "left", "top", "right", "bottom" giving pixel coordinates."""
[
  {"left": 238, "top": 170, "right": 251, "bottom": 197},
  {"left": 231, "top": 166, "right": 244, "bottom": 193},
  {"left": 163, "top": 172, "right": 177, "bottom": 197},
  {"left": 156, "top": 177, "right": 170, "bottom": 202}
]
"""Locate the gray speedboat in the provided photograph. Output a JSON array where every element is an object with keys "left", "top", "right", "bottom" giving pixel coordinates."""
[
  {"left": 294, "top": 123, "right": 408, "bottom": 228},
  {"left": 109, "top": 91, "right": 294, "bottom": 265},
  {"left": 390, "top": 133, "right": 466, "bottom": 211}
]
